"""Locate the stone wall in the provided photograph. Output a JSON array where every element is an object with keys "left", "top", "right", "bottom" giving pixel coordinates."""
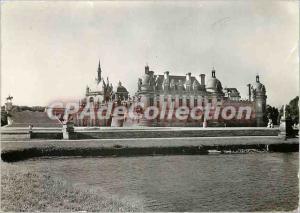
[{"left": 76, "top": 128, "right": 279, "bottom": 139}]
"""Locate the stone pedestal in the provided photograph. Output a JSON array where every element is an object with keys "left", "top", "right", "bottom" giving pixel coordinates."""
[
  {"left": 279, "top": 118, "right": 286, "bottom": 139},
  {"left": 62, "top": 122, "right": 77, "bottom": 139},
  {"left": 203, "top": 118, "right": 207, "bottom": 128},
  {"left": 279, "top": 105, "right": 287, "bottom": 140},
  {"left": 111, "top": 116, "right": 124, "bottom": 127},
  {"left": 28, "top": 125, "right": 33, "bottom": 139}
]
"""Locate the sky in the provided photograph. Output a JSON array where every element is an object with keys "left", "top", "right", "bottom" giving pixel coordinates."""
[{"left": 1, "top": 1, "right": 299, "bottom": 107}]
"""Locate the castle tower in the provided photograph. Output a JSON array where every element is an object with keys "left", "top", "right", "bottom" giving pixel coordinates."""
[
  {"left": 252, "top": 75, "right": 267, "bottom": 127},
  {"left": 133, "top": 65, "right": 157, "bottom": 126},
  {"left": 137, "top": 65, "right": 156, "bottom": 107}
]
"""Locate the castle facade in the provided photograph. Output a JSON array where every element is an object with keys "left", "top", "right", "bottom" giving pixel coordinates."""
[{"left": 71, "top": 62, "right": 267, "bottom": 127}]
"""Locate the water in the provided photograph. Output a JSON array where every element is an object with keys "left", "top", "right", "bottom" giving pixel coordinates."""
[{"left": 19, "top": 153, "right": 298, "bottom": 211}]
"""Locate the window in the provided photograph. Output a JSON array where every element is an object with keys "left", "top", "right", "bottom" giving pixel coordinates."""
[
  {"left": 186, "top": 99, "right": 190, "bottom": 108},
  {"left": 156, "top": 95, "right": 160, "bottom": 107},
  {"left": 194, "top": 99, "right": 198, "bottom": 107},
  {"left": 179, "top": 98, "right": 183, "bottom": 107},
  {"left": 149, "top": 97, "right": 154, "bottom": 106}
]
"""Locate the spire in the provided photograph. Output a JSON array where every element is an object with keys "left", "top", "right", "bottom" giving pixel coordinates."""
[
  {"left": 96, "top": 59, "right": 102, "bottom": 84},
  {"left": 247, "top": 83, "right": 252, "bottom": 101}
]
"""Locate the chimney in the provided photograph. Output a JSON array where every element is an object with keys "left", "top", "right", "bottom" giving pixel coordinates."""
[
  {"left": 164, "top": 71, "right": 170, "bottom": 79},
  {"left": 200, "top": 74, "right": 205, "bottom": 85},
  {"left": 186, "top": 72, "right": 191, "bottom": 80},
  {"left": 145, "top": 65, "right": 150, "bottom": 74}
]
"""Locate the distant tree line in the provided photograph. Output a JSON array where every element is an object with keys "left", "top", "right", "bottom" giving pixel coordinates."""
[
  {"left": 286, "top": 96, "right": 299, "bottom": 125},
  {"left": 1, "top": 107, "right": 8, "bottom": 126},
  {"left": 264, "top": 96, "right": 299, "bottom": 126},
  {"left": 12, "top": 106, "right": 46, "bottom": 112}
]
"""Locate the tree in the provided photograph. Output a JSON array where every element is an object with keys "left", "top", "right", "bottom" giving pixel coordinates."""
[
  {"left": 286, "top": 96, "right": 299, "bottom": 124},
  {"left": 1, "top": 109, "right": 8, "bottom": 126},
  {"left": 266, "top": 105, "right": 279, "bottom": 125}
]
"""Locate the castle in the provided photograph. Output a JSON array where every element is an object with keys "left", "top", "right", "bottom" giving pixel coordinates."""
[{"left": 74, "top": 61, "right": 267, "bottom": 127}]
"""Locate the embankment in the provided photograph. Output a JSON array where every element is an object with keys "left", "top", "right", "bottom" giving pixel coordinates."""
[
  {"left": 1, "top": 137, "right": 298, "bottom": 162},
  {"left": 1, "top": 127, "right": 280, "bottom": 140}
]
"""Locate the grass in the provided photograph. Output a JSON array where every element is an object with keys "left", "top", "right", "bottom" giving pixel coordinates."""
[
  {"left": 1, "top": 163, "right": 143, "bottom": 212},
  {"left": 6, "top": 110, "right": 62, "bottom": 128}
]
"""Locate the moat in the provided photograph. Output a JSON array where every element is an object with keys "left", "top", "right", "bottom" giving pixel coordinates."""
[{"left": 13, "top": 152, "right": 298, "bottom": 211}]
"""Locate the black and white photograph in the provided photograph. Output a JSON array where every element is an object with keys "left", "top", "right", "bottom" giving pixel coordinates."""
[{"left": 1, "top": 1, "right": 299, "bottom": 212}]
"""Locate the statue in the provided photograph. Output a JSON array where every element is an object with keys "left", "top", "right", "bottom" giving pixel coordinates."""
[
  {"left": 279, "top": 105, "right": 287, "bottom": 139},
  {"left": 267, "top": 113, "right": 273, "bottom": 128}
]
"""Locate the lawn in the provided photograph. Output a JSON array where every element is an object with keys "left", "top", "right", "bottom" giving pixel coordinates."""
[{"left": 1, "top": 162, "right": 143, "bottom": 212}]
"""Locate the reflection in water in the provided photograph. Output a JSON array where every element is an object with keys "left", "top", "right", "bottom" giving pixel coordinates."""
[{"left": 20, "top": 153, "right": 298, "bottom": 211}]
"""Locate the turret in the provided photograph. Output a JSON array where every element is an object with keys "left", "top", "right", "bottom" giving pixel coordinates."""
[{"left": 252, "top": 75, "right": 267, "bottom": 127}]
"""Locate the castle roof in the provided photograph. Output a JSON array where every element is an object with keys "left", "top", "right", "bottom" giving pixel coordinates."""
[
  {"left": 116, "top": 85, "right": 128, "bottom": 93},
  {"left": 154, "top": 74, "right": 199, "bottom": 91}
]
